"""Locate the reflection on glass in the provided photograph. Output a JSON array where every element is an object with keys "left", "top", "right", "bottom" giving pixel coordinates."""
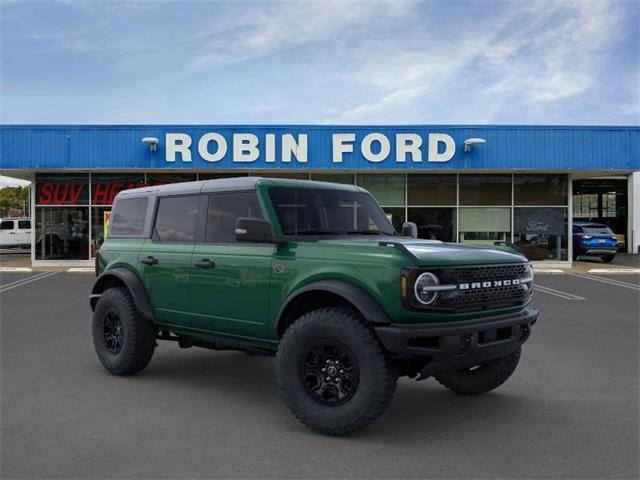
[
  {"left": 407, "top": 175, "right": 456, "bottom": 205},
  {"left": 514, "top": 207, "right": 567, "bottom": 261},
  {"left": 198, "top": 173, "right": 248, "bottom": 180},
  {"left": 514, "top": 174, "right": 567, "bottom": 206},
  {"left": 146, "top": 173, "right": 197, "bottom": 185},
  {"left": 36, "top": 174, "right": 90, "bottom": 206},
  {"left": 91, "top": 174, "right": 145, "bottom": 205},
  {"left": 36, "top": 207, "right": 89, "bottom": 260},
  {"left": 255, "top": 173, "right": 309, "bottom": 179},
  {"left": 459, "top": 175, "right": 511, "bottom": 205},
  {"left": 408, "top": 208, "right": 456, "bottom": 242},
  {"left": 91, "top": 207, "right": 110, "bottom": 257},
  {"left": 458, "top": 207, "right": 510, "bottom": 244},
  {"left": 310, "top": 174, "right": 355, "bottom": 185},
  {"left": 382, "top": 207, "right": 405, "bottom": 233},
  {"left": 357, "top": 175, "right": 405, "bottom": 206}
]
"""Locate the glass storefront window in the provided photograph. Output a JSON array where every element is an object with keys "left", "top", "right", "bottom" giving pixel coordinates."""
[
  {"left": 514, "top": 207, "right": 568, "bottom": 261},
  {"left": 36, "top": 207, "right": 89, "bottom": 260},
  {"left": 408, "top": 208, "right": 456, "bottom": 242},
  {"left": 514, "top": 174, "right": 567, "bottom": 205},
  {"left": 91, "top": 173, "right": 145, "bottom": 206},
  {"left": 255, "top": 173, "right": 309, "bottom": 179},
  {"left": 459, "top": 174, "right": 511, "bottom": 205},
  {"left": 198, "top": 173, "right": 248, "bottom": 180},
  {"left": 36, "top": 174, "right": 89, "bottom": 206},
  {"left": 310, "top": 173, "right": 355, "bottom": 185},
  {"left": 407, "top": 175, "right": 456, "bottom": 205},
  {"left": 91, "top": 207, "right": 111, "bottom": 257},
  {"left": 382, "top": 207, "right": 405, "bottom": 233},
  {"left": 146, "top": 173, "right": 197, "bottom": 185},
  {"left": 458, "top": 207, "right": 510, "bottom": 244},
  {"left": 357, "top": 174, "right": 405, "bottom": 206}
]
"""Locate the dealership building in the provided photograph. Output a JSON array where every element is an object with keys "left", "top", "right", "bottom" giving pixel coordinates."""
[{"left": 1, "top": 125, "right": 638, "bottom": 267}]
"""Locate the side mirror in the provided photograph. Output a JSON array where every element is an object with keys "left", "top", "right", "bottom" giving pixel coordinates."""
[
  {"left": 401, "top": 221, "right": 418, "bottom": 239},
  {"left": 235, "top": 218, "right": 275, "bottom": 243}
]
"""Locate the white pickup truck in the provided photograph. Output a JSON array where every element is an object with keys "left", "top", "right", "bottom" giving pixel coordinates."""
[{"left": 0, "top": 217, "right": 31, "bottom": 249}]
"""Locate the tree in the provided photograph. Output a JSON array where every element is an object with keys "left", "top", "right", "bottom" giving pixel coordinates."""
[{"left": 0, "top": 186, "right": 29, "bottom": 217}]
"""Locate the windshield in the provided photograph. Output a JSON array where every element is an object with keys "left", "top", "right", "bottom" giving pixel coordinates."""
[{"left": 268, "top": 187, "right": 395, "bottom": 236}]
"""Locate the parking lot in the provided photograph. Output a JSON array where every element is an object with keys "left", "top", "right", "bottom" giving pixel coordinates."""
[{"left": 1, "top": 270, "right": 638, "bottom": 479}]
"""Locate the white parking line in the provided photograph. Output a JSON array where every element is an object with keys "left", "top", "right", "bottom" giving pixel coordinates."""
[
  {"left": 0, "top": 272, "right": 58, "bottom": 293},
  {"left": 534, "top": 284, "right": 586, "bottom": 300},
  {"left": 570, "top": 273, "right": 640, "bottom": 291},
  {"left": 0, "top": 271, "right": 51, "bottom": 289}
]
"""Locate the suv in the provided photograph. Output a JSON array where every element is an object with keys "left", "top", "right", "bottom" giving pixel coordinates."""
[
  {"left": 91, "top": 177, "right": 538, "bottom": 435},
  {"left": 572, "top": 222, "right": 619, "bottom": 262}
]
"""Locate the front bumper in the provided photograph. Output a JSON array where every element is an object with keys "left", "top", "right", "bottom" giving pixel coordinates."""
[{"left": 375, "top": 307, "right": 538, "bottom": 379}]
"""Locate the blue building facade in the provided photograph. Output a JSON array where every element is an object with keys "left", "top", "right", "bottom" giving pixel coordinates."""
[{"left": 1, "top": 125, "right": 638, "bottom": 265}]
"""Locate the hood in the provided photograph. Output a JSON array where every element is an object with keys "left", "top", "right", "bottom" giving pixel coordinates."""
[{"left": 317, "top": 236, "right": 526, "bottom": 266}]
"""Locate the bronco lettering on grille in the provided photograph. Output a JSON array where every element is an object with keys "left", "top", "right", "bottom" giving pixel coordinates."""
[{"left": 459, "top": 279, "right": 521, "bottom": 290}]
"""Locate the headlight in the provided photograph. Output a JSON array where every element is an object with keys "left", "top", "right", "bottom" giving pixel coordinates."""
[{"left": 414, "top": 272, "right": 440, "bottom": 305}]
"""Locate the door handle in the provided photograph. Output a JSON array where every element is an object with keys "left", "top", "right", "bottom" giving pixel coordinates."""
[
  {"left": 140, "top": 256, "right": 158, "bottom": 266},
  {"left": 193, "top": 259, "right": 215, "bottom": 269}
]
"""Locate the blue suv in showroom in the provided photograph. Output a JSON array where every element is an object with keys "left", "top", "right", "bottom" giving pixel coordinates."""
[{"left": 572, "top": 222, "right": 619, "bottom": 262}]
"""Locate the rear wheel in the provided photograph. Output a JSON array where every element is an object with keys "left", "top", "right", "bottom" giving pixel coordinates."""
[
  {"left": 434, "top": 348, "right": 521, "bottom": 395},
  {"left": 601, "top": 255, "right": 615, "bottom": 263},
  {"left": 275, "top": 307, "right": 397, "bottom": 436},
  {"left": 92, "top": 287, "right": 157, "bottom": 375}
]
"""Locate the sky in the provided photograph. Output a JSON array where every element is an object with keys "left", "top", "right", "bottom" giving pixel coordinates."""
[{"left": 0, "top": 0, "right": 638, "bottom": 129}]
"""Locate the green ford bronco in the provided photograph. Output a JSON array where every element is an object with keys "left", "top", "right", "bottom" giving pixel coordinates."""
[{"left": 91, "top": 177, "right": 538, "bottom": 435}]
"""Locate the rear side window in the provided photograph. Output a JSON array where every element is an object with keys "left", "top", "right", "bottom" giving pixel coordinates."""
[
  {"left": 154, "top": 195, "right": 200, "bottom": 243},
  {"left": 206, "top": 192, "right": 263, "bottom": 243},
  {"left": 582, "top": 226, "right": 614, "bottom": 235},
  {"left": 110, "top": 197, "right": 148, "bottom": 236},
  {"left": 1, "top": 220, "right": 15, "bottom": 230},
  {"left": 18, "top": 220, "right": 31, "bottom": 229}
]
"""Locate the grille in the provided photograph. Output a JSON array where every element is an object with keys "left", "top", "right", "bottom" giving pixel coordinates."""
[{"left": 424, "top": 263, "right": 531, "bottom": 312}]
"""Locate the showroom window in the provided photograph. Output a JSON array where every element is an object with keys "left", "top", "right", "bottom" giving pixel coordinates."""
[
  {"left": 357, "top": 174, "right": 405, "bottom": 206},
  {"left": 514, "top": 174, "right": 568, "bottom": 206},
  {"left": 459, "top": 174, "right": 511, "bottom": 205},
  {"left": 514, "top": 208, "right": 568, "bottom": 261},
  {"left": 458, "top": 207, "right": 511, "bottom": 244},
  {"left": 408, "top": 208, "right": 456, "bottom": 242}
]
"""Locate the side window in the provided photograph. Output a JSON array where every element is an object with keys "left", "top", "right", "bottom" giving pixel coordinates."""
[
  {"left": 154, "top": 195, "right": 200, "bottom": 243},
  {"left": 1, "top": 220, "right": 15, "bottom": 230},
  {"left": 110, "top": 197, "right": 148, "bottom": 236},
  {"left": 206, "top": 192, "right": 264, "bottom": 243},
  {"left": 18, "top": 220, "right": 31, "bottom": 229}
]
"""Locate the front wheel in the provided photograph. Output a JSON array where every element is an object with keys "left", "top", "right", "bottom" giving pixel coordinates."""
[
  {"left": 601, "top": 255, "right": 615, "bottom": 263},
  {"left": 434, "top": 348, "right": 521, "bottom": 395},
  {"left": 92, "top": 287, "right": 157, "bottom": 375},
  {"left": 275, "top": 307, "right": 397, "bottom": 436}
]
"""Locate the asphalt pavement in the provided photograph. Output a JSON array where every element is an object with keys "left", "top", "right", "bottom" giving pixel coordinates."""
[{"left": 1, "top": 271, "right": 638, "bottom": 479}]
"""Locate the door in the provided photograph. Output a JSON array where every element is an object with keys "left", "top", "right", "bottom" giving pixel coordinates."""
[
  {"left": 1, "top": 220, "right": 16, "bottom": 247},
  {"left": 138, "top": 194, "right": 201, "bottom": 326},
  {"left": 189, "top": 191, "right": 273, "bottom": 338},
  {"left": 17, "top": 220, "right": 31, "bottom": 246}
]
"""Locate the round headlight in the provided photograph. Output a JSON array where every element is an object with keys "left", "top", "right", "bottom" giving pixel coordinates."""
[{"left": 414, "top": 272, "right": 440, "bottom": 305}]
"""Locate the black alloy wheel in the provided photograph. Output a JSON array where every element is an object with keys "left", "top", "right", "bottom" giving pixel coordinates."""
[
  {"left": 103, "top": 309, "right": 124, "bottom": 354},
  {"left": 300, "top": 341, "right": 359, "bottom": 406}
]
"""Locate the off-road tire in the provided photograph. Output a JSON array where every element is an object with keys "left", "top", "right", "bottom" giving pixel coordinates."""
[
  {"left": 92, "top": 287, "right": 157, "bottom": 375},
  {"left": 275, "top": 307, "right": 398, "bottom": 436},
  {"left": 434, "top": 348, "right": 521, "bottom": 395}
]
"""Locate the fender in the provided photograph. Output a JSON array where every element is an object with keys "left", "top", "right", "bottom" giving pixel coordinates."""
[
  {"left": 90, "top": 267, "right": 155, "bottom": 322},
  {"left": 276, "top": 280, "right": 391, "bottom": 335}
]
